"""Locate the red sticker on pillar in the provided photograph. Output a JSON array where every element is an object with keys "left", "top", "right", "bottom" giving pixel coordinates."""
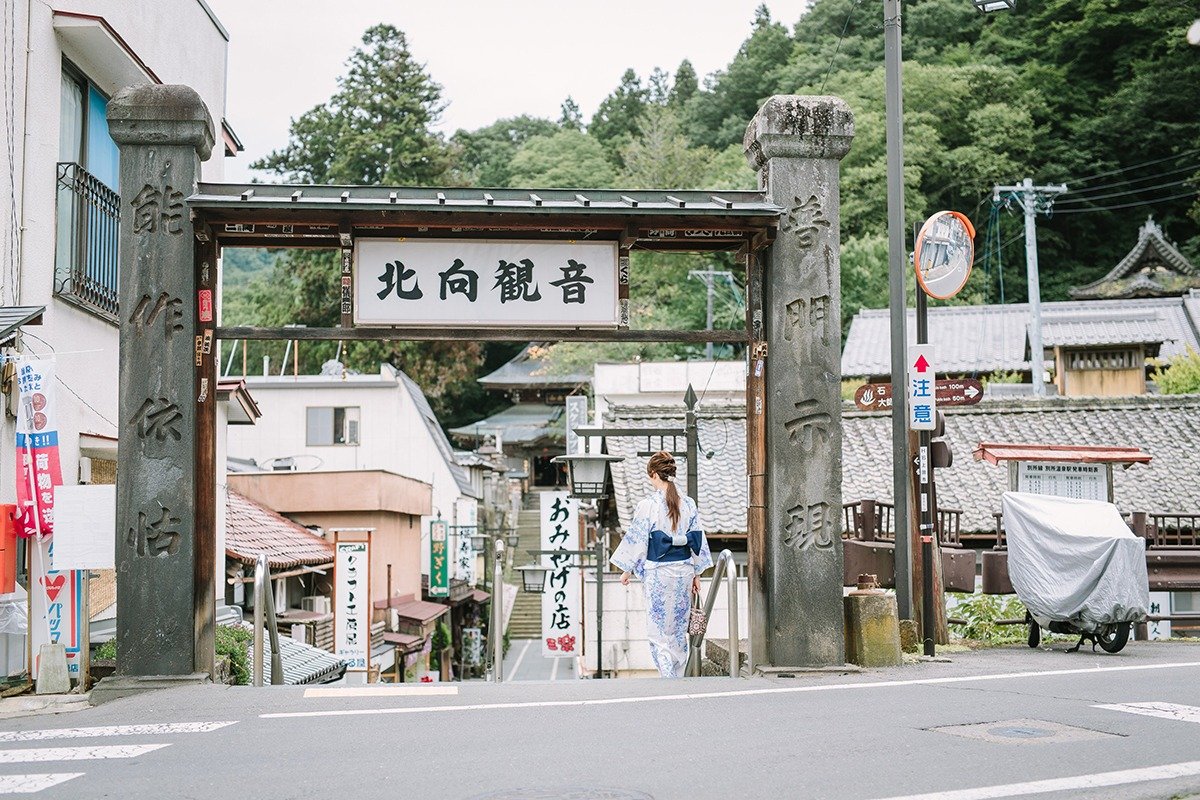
[
  {"left": 14, "top": 360, "right": 62, "bottom": 538},
  {"left": 198, "top": 289, "right": 213, "bottom": 323}
]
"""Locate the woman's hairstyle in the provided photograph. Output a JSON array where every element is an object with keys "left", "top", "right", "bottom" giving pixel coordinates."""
[{"left": 646, "top": 451, "right": 682, "bottom": 530}]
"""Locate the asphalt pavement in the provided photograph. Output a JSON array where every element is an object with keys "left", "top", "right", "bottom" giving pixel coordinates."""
[
  {"left": 502, "top": 638, "right": 580, "bottom": 681},
  {"left": 1, "top": 640, "right": 1199, "bottom": 799}
]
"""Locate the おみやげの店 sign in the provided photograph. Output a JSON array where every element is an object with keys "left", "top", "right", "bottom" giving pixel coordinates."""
[{"left": 353, "top": 238, "right": 619, "bottom": 327}]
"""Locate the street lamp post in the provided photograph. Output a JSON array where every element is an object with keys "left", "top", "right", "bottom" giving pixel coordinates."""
[{"left": 491, "top": 537, "right": 505, "bottom": 683}]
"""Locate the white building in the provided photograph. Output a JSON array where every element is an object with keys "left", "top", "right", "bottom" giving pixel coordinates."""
[
  {"left": 0, "top": 0, "right": 236, "bottom": 501},
  {"left": 592, "top": 360, "right": 746, "bottom": 421},
  {"left": 225, "top": 364, "right": 480, "bottom": 575}
]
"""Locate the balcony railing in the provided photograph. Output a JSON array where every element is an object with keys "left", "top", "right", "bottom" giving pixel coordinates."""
[{"left": 55, "top": 162, "right": 120, "bottom": 322}]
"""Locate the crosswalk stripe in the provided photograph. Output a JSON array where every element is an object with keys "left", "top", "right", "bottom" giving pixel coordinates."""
[
  {"left": 1095, "top": 701, "right": 1200, "bottom": 724},
  {"left": 0, "top": 722, "right": 236, "bottom": 742},
  {"left": 0, "top": 774, "right": 83, "bottom": 794},
  {"left": 0, "top": 744, "right": 168, "bottom": 763}
]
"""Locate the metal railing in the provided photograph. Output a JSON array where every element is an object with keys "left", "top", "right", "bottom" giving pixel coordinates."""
[
  {"left": 54, "top": 162, "right": 120, "bottom": 320},
  {"left": 253, "top": 554, "right": 284, "bottom": 686},
  {"left": 685, "top": 549, "right": 740, "bottom": 678}
]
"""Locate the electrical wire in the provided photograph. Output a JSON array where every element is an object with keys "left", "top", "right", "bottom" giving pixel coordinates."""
[
  {"left": 1057, "top": 173, "right": 1200, "bottom": 205},
  {"left": 1051, "top": 189, "right": 1200, "bottom": 215},
  {"left": 17, "top": 331, "right": 117, "bottom": 429},
  {"left": 821, "top": 0, "right": 864, "bottom": 93},
  {"left": 1069, "top": 147, "right": 1200, "bottom": 186}
]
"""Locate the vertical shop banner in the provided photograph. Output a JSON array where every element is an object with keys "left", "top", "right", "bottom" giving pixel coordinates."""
[
  {"left": 540, "top": 491, "right": 580, "bottom": 658},
  {"left": 462, "top": 627, "right": 482, "bottom": 667},
  {"left": 14, "top": 360, "right": 62, "bottom": 537},
  {"left": 454, "top": 499, "right": 478, "bottom": 585},
  {"left": 29, "top": 539, "right": 84, "bottom": 680},
  {"left": 428, "top": 520, "right": 449, "bottom": 598},
  {"left": 333, "top": 537, "right": 370, "bottom": 671}
]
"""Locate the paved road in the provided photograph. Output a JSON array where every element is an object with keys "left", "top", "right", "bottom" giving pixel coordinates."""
[
  {"left": 502, "top": 638, "right": 580, "bottom": 681},
  {"left": 1, "top": 641, "right": 1200, "bottom": 799}
]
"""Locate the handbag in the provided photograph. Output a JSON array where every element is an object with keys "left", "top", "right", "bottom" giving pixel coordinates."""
[{"left": 688, "top": 599, "right": 708, "bottom": 636}]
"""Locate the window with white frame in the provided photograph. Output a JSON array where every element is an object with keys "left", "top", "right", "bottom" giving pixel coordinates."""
[{"left": 306, "top": 407, "right": 360, "bottom": 446}]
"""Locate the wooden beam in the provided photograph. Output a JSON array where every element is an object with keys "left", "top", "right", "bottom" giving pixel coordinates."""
[
  {"left": 217, "top": 326, "right": 750, "bottom": 344},
  {"left": 194, "top": 235, "right": 219, "bottom": 679},
  {"left": 745, "top": 246, "right": 767, "bottom": 672}
]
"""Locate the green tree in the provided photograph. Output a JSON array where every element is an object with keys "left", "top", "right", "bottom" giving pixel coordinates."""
[
  {"left": 668, "top": 60, "right": 698, "bottom": 110},
  {"left": 450, "top": 115, "right": 559, "bottom": 187},
  {"left": 1152, "top": 348, "right": 1200, "bottom": 395},
  {"left": 253, "top": 24, "right": 450, "bottom": 184},
  {"left": 508, "top": 130, "right": 617, "bottom": 187},
  {"left": 589, "top": 68, "right": 649, "bottom": 164},
  {"left": 558, "top": 96, "right": 583, "bottom": 130},
  {"left": 619, "top": 108, "right": 714, "bottom": 190}
]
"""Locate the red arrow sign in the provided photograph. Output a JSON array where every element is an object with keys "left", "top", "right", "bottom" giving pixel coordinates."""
[{"left": 914, "top": 354, "right": 930, "bottom": 373}]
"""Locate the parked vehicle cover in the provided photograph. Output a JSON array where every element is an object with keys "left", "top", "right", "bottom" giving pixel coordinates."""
[{"left": 1001, "top": 492, "right": 1149, "bottom": 628}]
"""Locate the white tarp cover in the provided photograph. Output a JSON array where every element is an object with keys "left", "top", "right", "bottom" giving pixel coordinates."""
[{"left": 1001, "top": 492, "right": 1149, "bottom": 627}]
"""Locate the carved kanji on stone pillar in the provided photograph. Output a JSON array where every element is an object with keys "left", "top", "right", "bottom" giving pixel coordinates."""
[
  {"left": 745, "top": 96, "right": 853, "bottom": 668},
  {"left": 108, "top": 85, "right": 214, "bottom": 679}
]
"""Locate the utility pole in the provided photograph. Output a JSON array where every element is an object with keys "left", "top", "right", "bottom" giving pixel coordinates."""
[
  {"left": 688, "top": 269, "right": 736, "bottom": 360},
  {"left": 992, "top": 179, "right": 1068, "bottom": 397},
  {"left": 883, "top": 0, "right": 912, "bottom": 620}
]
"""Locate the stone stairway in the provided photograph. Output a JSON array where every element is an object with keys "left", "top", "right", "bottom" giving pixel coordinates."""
[{"left": 506, "top": 506, "right": 546, "bottom": 639}]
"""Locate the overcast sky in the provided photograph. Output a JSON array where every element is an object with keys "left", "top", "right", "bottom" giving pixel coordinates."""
[{"left": 203, "top": 1, "right": 811, "bottom": 182}]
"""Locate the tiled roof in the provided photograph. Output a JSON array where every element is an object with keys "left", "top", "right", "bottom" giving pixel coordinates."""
[
  {"left": 605, "top": 405, "right": 747, "bottom": 535},
  {"left": 607, "top": 395, "right": 1200, "bottom": 536},
  {"left": 245, "top": 630, "right": 347, "bottom": 685},
  {"left": 449, "top": 403, "right": 565, "bottom": 446},
  {"left": 1071, "top": 217, "right": 1200, "bottom": 300},
  {"left": 479, "top": 345, "right": 590, "bottom": 389},
  {"left": 225, "top": 490, "right": 333, "bottom": 570},
  {"left": 397, "top": 371, "right": 476, "bottom": 498},
  {"left": 841, "top": 296, "right": 1200, "bottom": 378},
  {"left": 1036, "top": 312, "right": 1169, "bottom": 350}
]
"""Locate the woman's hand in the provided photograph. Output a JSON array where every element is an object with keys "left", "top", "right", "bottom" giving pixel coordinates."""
[
  {"left": 621, "top": 571, "right": 631, "bottom": 586},
  {"left": 692, "top": 576, "right": 701, "bottom": 596}
]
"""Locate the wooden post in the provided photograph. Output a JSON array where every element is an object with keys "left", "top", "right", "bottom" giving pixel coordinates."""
[
  {"left": 861, "top": 499, "right": 877, "bottom": 542},
  {"left": 194, "top": 233, "right": 218, "bottom": 678},
  {"left": 745, "top": 247, "right": 768, "bottom": 672}
]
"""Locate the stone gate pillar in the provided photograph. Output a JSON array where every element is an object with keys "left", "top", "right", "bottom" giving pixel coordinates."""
[
  {"left": 744, "top": 96, "right": 853, "bottom": 667},
  {"left": 107, "top": 86, "right": 214, "bottom": 681}
]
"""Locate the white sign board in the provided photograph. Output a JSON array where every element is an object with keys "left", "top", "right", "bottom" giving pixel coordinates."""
[
  {"left": 565, "top": 395, "right": 589, "bottom": 456},
  {"left": 1016, "top": 462, "right": 1108, "bottom": 501},
  {"left": 908, "top": 345, "right": 937, "bottom": 431},
  {"left": 51, "top": 485, "right": 115, "bottom": 570},
  {"left": 1146, "top": 592, "right": 1171, "bottom": 640},
  {"left": 454, "top": 498, "right": 478, "bottom": 585},
  {"left": 333, "top": 538, "right": 371, "bottom": 672},
  {"left": 354, "top": 238, "right": 619, "bottom": 327},
  {"left": 540, "top": 491, "right": 581, "bottom": 658}
]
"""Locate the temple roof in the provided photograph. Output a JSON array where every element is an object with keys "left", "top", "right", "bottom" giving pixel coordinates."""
[{"left": 1070, "top": 217, "right": 1200, "bottom": 300}]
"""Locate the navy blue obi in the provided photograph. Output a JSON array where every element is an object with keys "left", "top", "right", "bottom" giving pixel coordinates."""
[{"left": 647, "top": 529, "right": 703, "bottom": 563}]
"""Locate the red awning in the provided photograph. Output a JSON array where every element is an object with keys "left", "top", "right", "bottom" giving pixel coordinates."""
[
  {"left": 390, "top": 600, "right": 450, "bottom": 626},
  {"left": 973, "top": 442, "right": 1152, "bottom": 467},
  {"left": 469, "top": 589, "right": 490, "bottom": 604}
]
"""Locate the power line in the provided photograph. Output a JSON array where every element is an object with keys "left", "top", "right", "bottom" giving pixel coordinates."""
[
  {"left": 1058, "top": 168, "right": 1200, "bottom": 204},
  {"left": 1070, "top": 147, "right": 1200, "bottom": 185},
  {"left": 821, "top": 0, "right": 864, "bottom": 93},
  {"left": 1052, "top": 188, "right": 1199, "bottom": 215}
]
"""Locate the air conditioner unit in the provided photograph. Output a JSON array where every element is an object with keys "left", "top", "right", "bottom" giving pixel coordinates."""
[{"left": 300, "top": 595, "right": 330, "bottom": 614}]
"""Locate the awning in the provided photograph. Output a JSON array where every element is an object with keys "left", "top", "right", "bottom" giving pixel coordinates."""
[
  {"left": 973, "top": 442, "right": 1152, "bottom": 466},
  {"left": 0, "top": 306, "right": 44, "bottom": 346},
  {"left": 391, "top": 599, "right": 450, "bottom": 626},
  {"left": 469, "top": 589, "right": 491, "bottom": 604},
  {"left": 382, "top": 631, "right": 425, "bottom": 653}
]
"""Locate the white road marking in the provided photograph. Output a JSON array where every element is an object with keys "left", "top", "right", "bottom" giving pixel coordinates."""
[
  {"left": 864, "top": 759, "right": 1200, "bottom": 800},
  {"left": 0, "top": 722, "right": 236, "bottom": 742},
  {"left": 0, "top": 744, "right": 168, "bottom": 763},
  {"left": 1096, "top": 701, "right": 1200, "bottom": 724},
  {"left": 261, "top": 659, "right": 1200, "bottom": 719},
  {"left": 0, "top": 773, "right": 83, "bottom": 794},
  {"left": 303, "top": 686, "right": 457, "bottom": 698},
  {"left": 508, "top": 640, "right": 533, "bottom": 679}
]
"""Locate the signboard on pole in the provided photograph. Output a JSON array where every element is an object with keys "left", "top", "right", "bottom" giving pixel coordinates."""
[
  {"left": 565, "top": 395, "right": 589, "bottom": 456},
  {"left": 428, "top": 520, "right": 449, "bottom": 598},
  {"left": 354, "top": 239, "right": 619, "bottom": 327},
  {"left": 854, "top": 378, "right": 982, "bottom": 412},
  {"left": 333, "top": 535, "right": 370, "bottom": 672},
  {"left": 15, "top": 359, "right": 62, "bottom": 538},
  {"left": 454, "top": 499, "right": 477, "bottom": 585},
  {"left": 30, "top": 539, "right": 84, "bottom": 680},
  {"left": 907, "top": 345, "right": 937, "bottom": 431},
  {"left": 1016, "top": 462, "right": 1107, "bottom": 501},
  {"left": 539, "top": 491, "right": 580, "bottom": 658}
]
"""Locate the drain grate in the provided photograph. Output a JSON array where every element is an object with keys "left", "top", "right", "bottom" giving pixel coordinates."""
[
  {"left": 465, "top": 790, "right": 653, "bottom": 800},
  {"left": 928, "top": 718, "right": 1122, "bottom": 745}
]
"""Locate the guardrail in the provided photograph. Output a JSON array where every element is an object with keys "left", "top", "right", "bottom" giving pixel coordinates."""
[{"left": 685, "top": 549, "right": 739, "bottom": 678}]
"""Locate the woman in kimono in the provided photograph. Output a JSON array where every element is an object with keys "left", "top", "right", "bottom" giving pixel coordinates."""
[{"left": 610, "top": 451, "right": 713, "bottom": 678}]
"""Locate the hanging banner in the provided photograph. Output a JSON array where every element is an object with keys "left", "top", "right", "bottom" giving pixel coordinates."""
[
  {"left": 354, "top": 239, "right": 619, "bottom": 327},
  {"left": 454, "top": 499, "right": 477, "bottom": 585},
  {"left": 540, "top": 491, "right": 580, "bottom": 658},
  {"left": 15, "top": 359, "right": 62, "bottom": 537},
  {"left": 333, "top": 536, "right": 371, "bottom": 672},
  {"left": 428, "top": 520, "right": 449, "bottom": 598},
  {"left": 29, "top": 539, "right": 84, "bottom": 680}
]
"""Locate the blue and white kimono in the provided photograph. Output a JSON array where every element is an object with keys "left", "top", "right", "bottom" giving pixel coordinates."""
[{"left": 610, "top": 491, "right": 713, "bottom": 678}]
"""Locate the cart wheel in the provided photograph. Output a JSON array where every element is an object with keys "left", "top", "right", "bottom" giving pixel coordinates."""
[
  {"left": 1096, "top": 622, "right": 1131, "bottom": 654},
  {"left": 1027, "top": 620, "right": 1041, "bottom": 649}
]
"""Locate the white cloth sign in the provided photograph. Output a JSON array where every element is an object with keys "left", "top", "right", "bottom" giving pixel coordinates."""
[
  {"left": 354, "top": 238, "right": 619, "bottom": 327},
  {"left": 334, "top": 539, "right": 370, "bottom": 671},
  {"left": 51, "top": 485, "right": 115, "bottom": 570},
  {"left": 454, "top": 498, "right": 478, "bottom": 585},
  {"left": 540, "top": 491, "right": 581, "bottom": 658}
]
